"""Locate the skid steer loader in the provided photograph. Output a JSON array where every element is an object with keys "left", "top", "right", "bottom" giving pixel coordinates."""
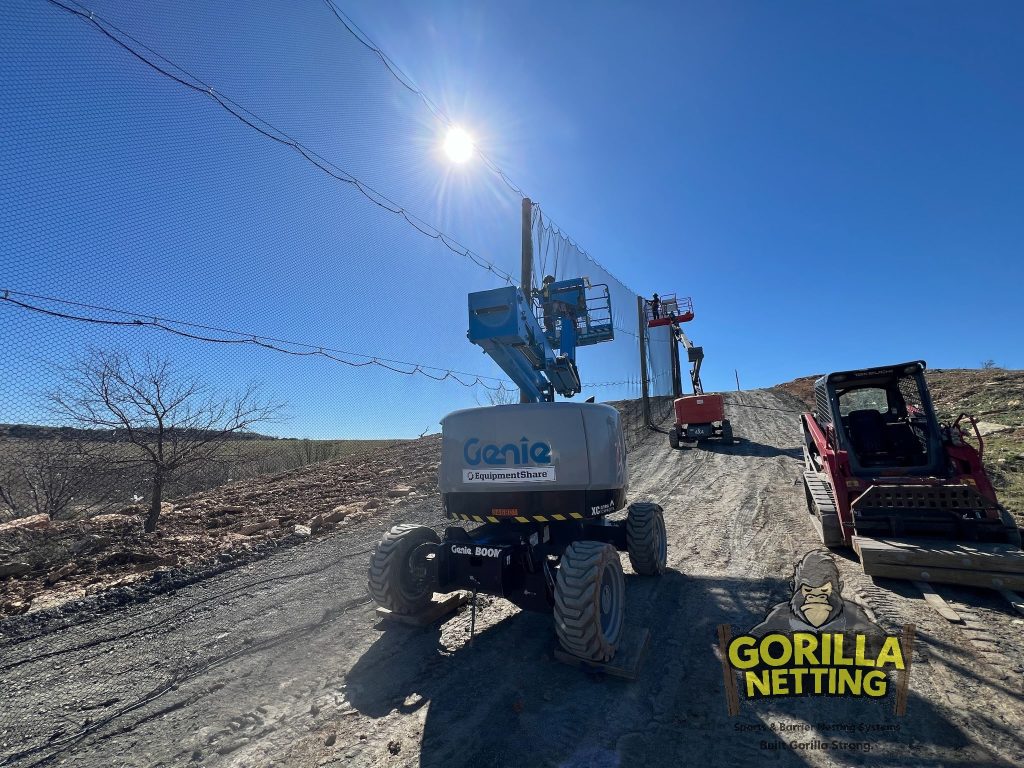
[{"left": 800, "top": 361, "right": 1024, "bottom": 588}]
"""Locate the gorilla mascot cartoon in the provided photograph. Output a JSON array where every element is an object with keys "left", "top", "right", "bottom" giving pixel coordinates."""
[{"left": 750, "top": 550, "right": 882, "bottom": 637}]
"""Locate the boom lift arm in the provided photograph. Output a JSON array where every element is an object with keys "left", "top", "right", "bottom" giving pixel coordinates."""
[
  {"left": 467, "top": 277, "right": 614, "bottom": 403},
  {"left": 671, "top": 321, "right": 704, "bottom": 395}
]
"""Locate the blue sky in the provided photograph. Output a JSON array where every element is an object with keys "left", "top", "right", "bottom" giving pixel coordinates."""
[
  {"left": 2, "top": 1, "right": 1022, "bottom": 438},
  {"left": 345, "top": 0, "right": 1024, "bottom": 375}
]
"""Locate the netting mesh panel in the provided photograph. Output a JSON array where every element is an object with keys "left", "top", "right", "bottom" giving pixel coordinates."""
[
  {"left": 532, "top": 207, "right": 674, "bottom": 403},
  {"left": 1, "top": 0, "right": 522, "bottom": 443},
  {"left": 0, "top": 0, "right": 666, "bottom": 502}
]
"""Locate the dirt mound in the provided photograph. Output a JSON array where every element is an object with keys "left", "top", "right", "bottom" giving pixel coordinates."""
[{"left": 774, "top": 374, "right": 819, "bottom": 408}]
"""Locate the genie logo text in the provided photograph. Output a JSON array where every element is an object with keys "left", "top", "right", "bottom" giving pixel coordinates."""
[{"left": 464, "top": 437, "right": 552, "bottom": 467}]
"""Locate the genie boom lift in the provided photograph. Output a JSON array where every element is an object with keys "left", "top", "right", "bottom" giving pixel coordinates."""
[{"left": 368, "top": 278, "right": 668, "bottom": 661}]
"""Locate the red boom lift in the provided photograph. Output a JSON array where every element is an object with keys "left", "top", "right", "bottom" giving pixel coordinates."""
[{"left": 644, "top": 295, "right": 733, "bottom": 449}]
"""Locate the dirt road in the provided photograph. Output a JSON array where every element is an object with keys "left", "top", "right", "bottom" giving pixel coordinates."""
[{"left": 2, "top": 389, "right": 1022, "bottom": 767}]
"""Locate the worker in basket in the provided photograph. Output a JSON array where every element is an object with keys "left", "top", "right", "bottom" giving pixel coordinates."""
[
  {"left": 650, "top": 293, "right": 661, "bottom": 320},
  {"left": 541, "top": 274, "right": 558, "bottom": 332}
]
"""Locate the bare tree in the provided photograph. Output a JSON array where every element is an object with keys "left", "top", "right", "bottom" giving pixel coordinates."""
[
  {"left": 475, "top": 385, "right": 518, "bottom": 407},
  {"left": 49, "top": 350, "right": 283, "bottom": 533},
  {"left": 0, "top": 438, "right": 111, "bottom": 520}
]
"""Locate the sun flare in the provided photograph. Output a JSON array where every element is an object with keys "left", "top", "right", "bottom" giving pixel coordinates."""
[{"left": 443, "top": 126, "right": 475, "bottom": 163}]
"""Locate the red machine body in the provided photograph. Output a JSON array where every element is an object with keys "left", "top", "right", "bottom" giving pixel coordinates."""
[
  {"left": 669, "top": 393, "right": 732, "bottom": 447},
  {"left": 800, "top": 361, "right": 1019, "bottom": 549},
  {"left": 675, "top": 394, "right": 724, "bottom": 425}
]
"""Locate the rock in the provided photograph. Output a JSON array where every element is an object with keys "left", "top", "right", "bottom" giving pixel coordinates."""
[
  {"left": 89, "top": 514, "right": 137, "bottom": 529},
  {"left": 322, "top": 507, "right": 349, "bottom": 524},
  {"left": 364, "top": 499, "right": 381, "bottom": 509},
  {"left": 98, "top": 551, "right": 133, "bottom": 568},
  {"left": 387, "top": 740, "right": 401, "bottom": 755},
  {"left": 44, "top": 562, "right": 79, "bottom": 586},
  {"left": 324, "top": 732, "right": 337, "bottom": 747},
  {"left": 977, "top": 421, "right": 1012, "bottom": 436},
  {"left": 215, "top": 736, "right": 249, "bottom": 755},
  {"left": 387, "top": 486, "right": 413, "bottom": 498},
  {"left": 0, "top": 514, "right": 51, "bottom": 535},
  {"left": 0, "top": 561, "right": 31, "bottom": 578},
  {"left": 293, "top": 524, "right": 312, "bottom": 537},
  {"left": 340, "top": 510, "right": 370, "bottom": 526},
  {"left": 3, "top": 599, "right": 30, "bottom": 615},
  {"left": 239, "top": 520, "right": 275, "bottom": 536}
]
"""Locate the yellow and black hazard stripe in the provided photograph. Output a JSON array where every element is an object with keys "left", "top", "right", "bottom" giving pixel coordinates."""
[{"left": 446, "top": 512, "right": 587, "bottom": 524}]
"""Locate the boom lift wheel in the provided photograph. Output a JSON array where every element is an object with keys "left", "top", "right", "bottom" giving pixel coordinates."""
[
  {"left": 368, "top": 524, "right": 440, "bottom": 614},
  {"left": 669, "top": 427, "right": 680, "bottom": 450},
  {"left": 626, "top": 502, "right": 668, "bottom": 575},
  {"left": 553, "top": 541, "right": 625, "bottom": 661},
  {"left": 721, "top": 420, "right": 734, "bottom": 443}
]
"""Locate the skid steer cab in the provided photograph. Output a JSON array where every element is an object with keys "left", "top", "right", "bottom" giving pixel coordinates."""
[
  {"left": 800, "top": 360, "right": 1021, "bottom": 549},
  {"left": 368, "top": 402, "right": 668, "bottom": 662},
  {"left": 669, "top": 393, "right": 733, "bottom": 448}
]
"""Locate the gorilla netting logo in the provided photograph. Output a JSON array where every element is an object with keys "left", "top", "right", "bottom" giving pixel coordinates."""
[{"left": 717, "top": 550, "right": 916, "bottom": 716}]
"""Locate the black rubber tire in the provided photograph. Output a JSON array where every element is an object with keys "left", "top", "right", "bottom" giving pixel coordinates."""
[
  {"left": 367, "top": 524, "right": 439, "bottom": 614},
  {"left": 669, "top": 427, "right": 680, "bottom": 450},
  {"left": 721, "top": 420, "right": 734, "bottom": 443},
  {"left": 553, "top": 541, "right": 625, "bottom": 661},
  {"left": 626, "top": 502, "right": 668, "bottom": 575}
]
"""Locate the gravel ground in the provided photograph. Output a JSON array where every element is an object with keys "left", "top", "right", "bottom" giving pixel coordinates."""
[{"left": 1, "top": 389, "right": 1022, "bottom": 768}]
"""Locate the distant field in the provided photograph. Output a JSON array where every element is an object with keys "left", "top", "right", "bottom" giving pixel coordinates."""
[{"left": 0, "top": 436, "right": 404, "bottom": 521}]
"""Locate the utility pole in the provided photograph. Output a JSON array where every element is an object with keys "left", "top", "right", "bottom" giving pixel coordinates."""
[
  {"left": 735, "top": 369, "right": 741, "bottom": 392},
  {"left": 521, "top": 197, "right": 533, "bottom": 403},
  {"left": 637, "top": 296, "right": 651, "bottom": 426}
]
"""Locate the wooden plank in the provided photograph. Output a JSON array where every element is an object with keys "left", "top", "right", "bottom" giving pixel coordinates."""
[
  {"left": 912, "top": 581, "right": 963, "bottom": 623},
  {"left": 998, "top": 589, "right": 1024, "bottom": 617},
  {"left": 716, "top": 624, "right": 740, "bottom": 716},
  {"left": 893, "top": 624, "right": 916, "bottom": 717},
  {"left": 553, "top": 626, "right": 650, "bottom": 681},
  {"left": 375, "top": 592, "right": 467, "bottom": 627},
  {"left": 854, "top": 536, "right": 1024, "bottom": 574},
  {"left": 860, "top": 561, "right": 1024, "bottom": 591}
]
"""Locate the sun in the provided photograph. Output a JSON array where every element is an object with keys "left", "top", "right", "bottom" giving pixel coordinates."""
[{"left": 443, "top": 126, "right": 475, "bottom": 163}]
